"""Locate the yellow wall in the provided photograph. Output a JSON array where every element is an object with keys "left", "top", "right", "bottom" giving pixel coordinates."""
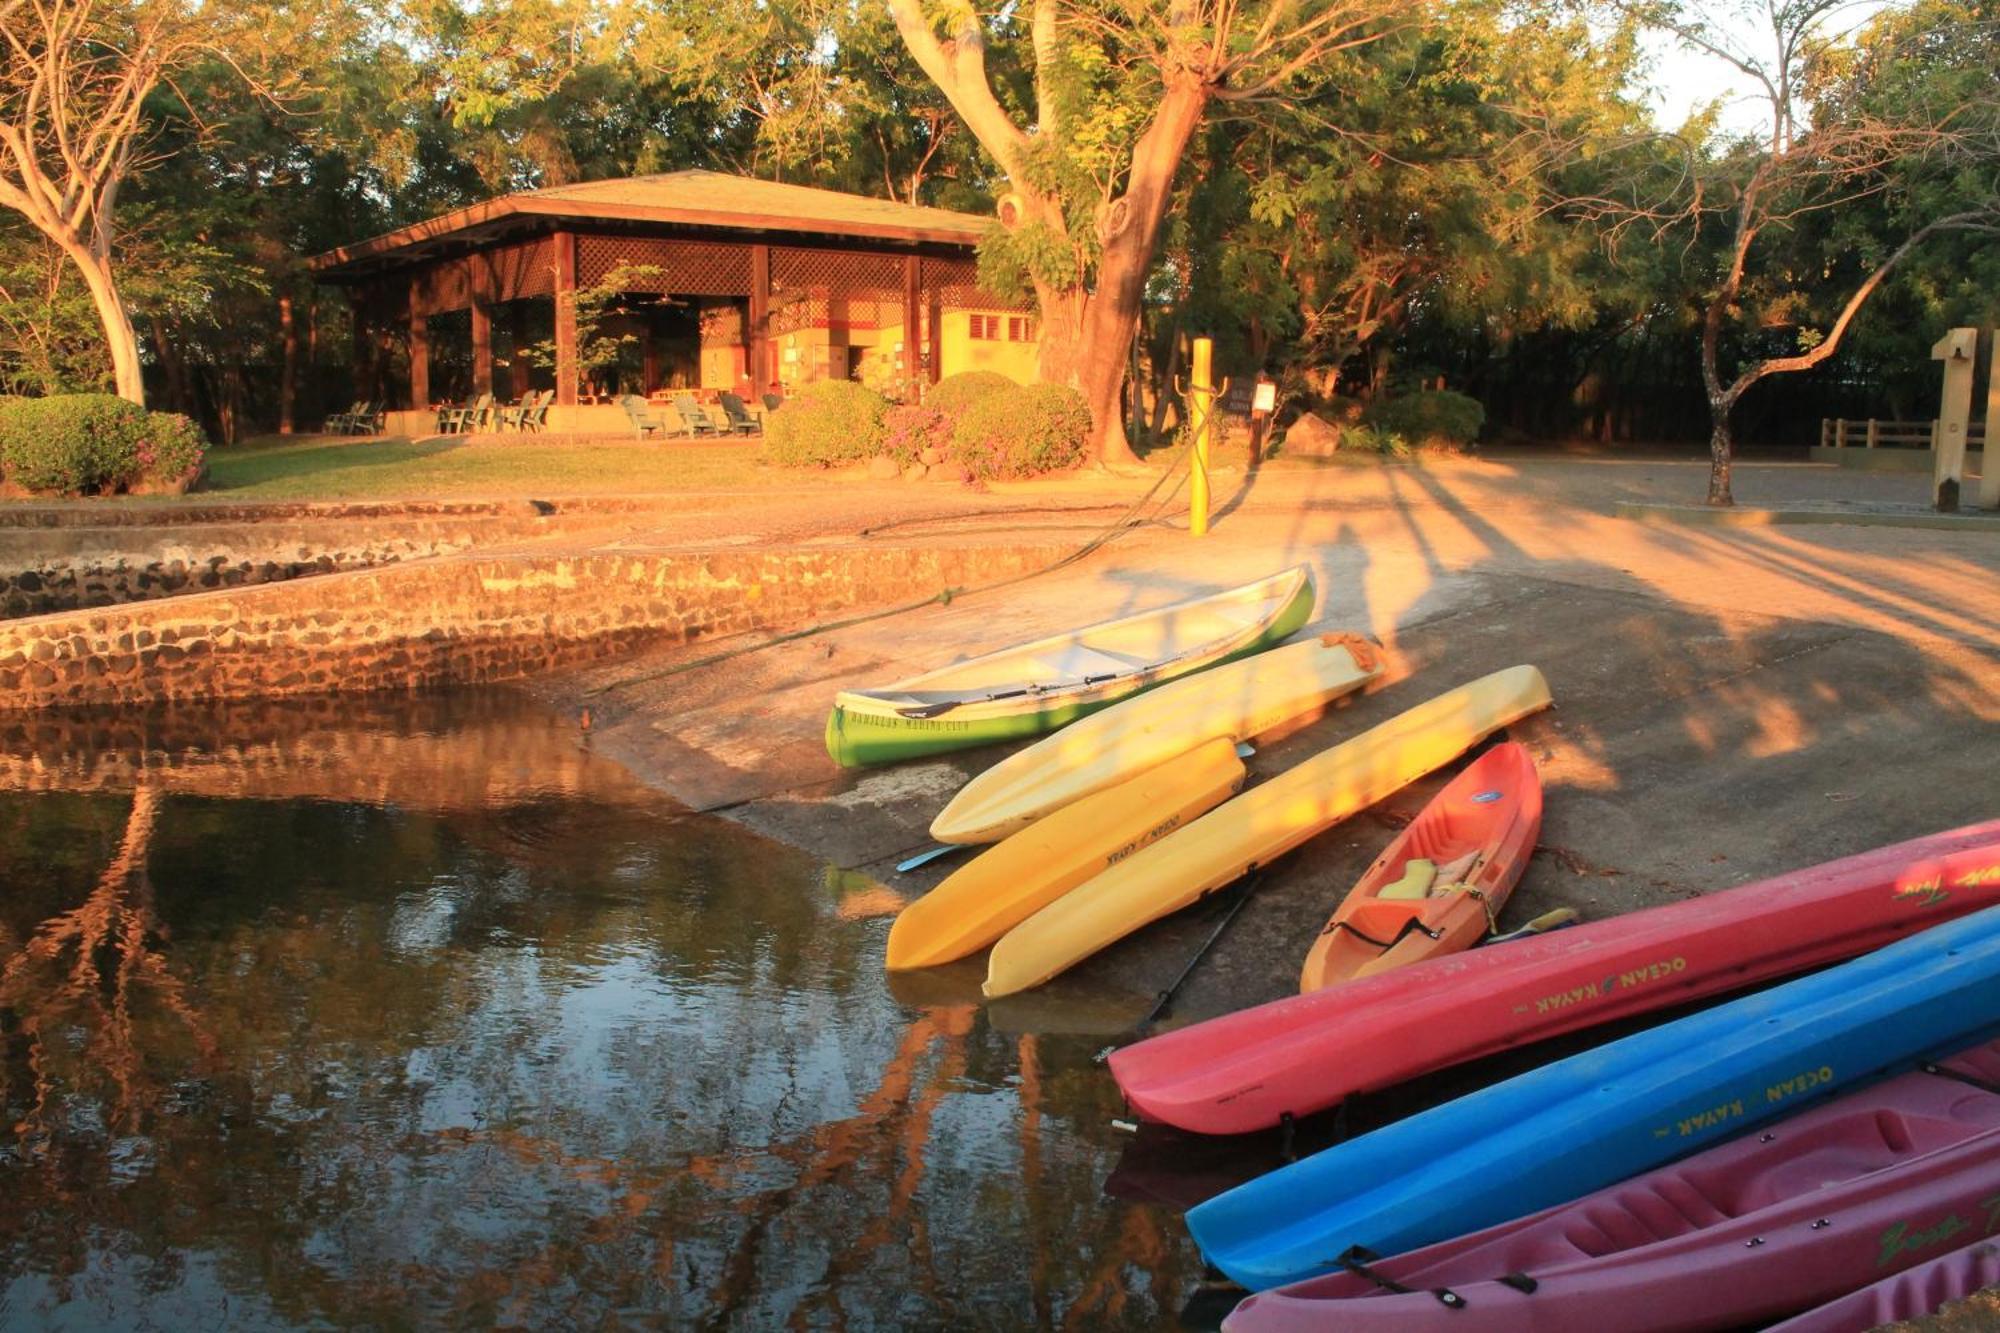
[{"left": 938, "top": 311, "right": 1039, "bottom": 383}]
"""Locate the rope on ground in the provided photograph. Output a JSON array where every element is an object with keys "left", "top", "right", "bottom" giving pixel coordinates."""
[{"left": 584, "top": 438, "right": 1198, "bottom": 698}]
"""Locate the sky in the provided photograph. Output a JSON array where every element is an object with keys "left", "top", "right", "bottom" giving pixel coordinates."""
[{"left": 1637, "top": 1, "right": 1894, "bottom": 134}]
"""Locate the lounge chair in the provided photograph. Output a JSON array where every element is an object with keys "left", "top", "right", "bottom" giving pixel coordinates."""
[
  {"left": 353, "top": 402, "right": 384, "bottom": 435},
  {"left": 717, "top": 392, "right": 761, "bottom": 435},
  {"left": 620, "top": 394, "right": 666, "bottom": 440},
  {"left": 497, "top": 389, "right": 546, "bottom": 431},
  {"left": 673, "top": 395, "right": 721, "bottom": 437},
  {"left": 324, "top": 400, "right": 365, "bottom": 434},
  {"left": 440, "top": 392, "right": 493, "bottom": 434}
]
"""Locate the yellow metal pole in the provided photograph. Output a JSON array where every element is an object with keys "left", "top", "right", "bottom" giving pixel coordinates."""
[{"left": 1190, "top": 336, "right": 1213, "bottom": 537}]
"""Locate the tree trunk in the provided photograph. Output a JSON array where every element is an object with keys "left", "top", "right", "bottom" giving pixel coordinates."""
[
  {"left": 1706, "top": 407, "right": 1735, "bottom": 507},
  {"left": 279, "top": 292, "right": 297, "bottom": 435},
  {"left": 65, "top": 241, "right": 145, "bottom": 404},
  {"left": 1070, "top": 79, "right": 1210, "bottom": 466}
]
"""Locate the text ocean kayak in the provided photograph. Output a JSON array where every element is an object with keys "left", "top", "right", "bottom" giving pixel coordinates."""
[
  {"left": 825, "top": 565, "right": 1314, "bottom": 767},
  {"left": 981, "top": 665, "right": 1553, "bottom": 998},
  {"left": 1186, "top": 905, "right": 2000, "bottom": 1292},
  {"left": 1224, "top": 1040, "right": 2000, "bottom": 1331},
  {"left": 886, "top": 737, "right": 1246, "bottom": 970},
  {"left": 1299, "top": 741, "right": 1542, "bottom": 992},
  {"left": 1110, "top": 822, "right": 2000, "bottom": 1134},
  {"left": 929, "top": 633, "right": 1382, "bottom": 844}
]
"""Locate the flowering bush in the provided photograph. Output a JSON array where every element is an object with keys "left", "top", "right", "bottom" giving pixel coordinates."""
[
  {"left": 764, "top": 379, "right": 890, "bottom": 467},
  {"left": 879, "top": 402, "right": 953, "bottom": 467},
  {"left": 926, "top": 370, "right": 1012, "bottom": 418},
  {"left": 0, "top": 394, "right": 209, "bottom": 495},
  {"left": 948, "top": 382, "right": 1090, "bottom": 479}
]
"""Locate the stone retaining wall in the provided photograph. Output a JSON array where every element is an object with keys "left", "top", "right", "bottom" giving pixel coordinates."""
[
  {"left": 0, "top": 510, "right": 640, "bottom": 619},
  {"left": 0, "top": 541, "right": 1072, "bottom": 712}
]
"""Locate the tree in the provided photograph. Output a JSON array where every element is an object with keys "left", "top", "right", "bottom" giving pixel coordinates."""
[
  {"left": 1632, "top": 0, "right": 2000, "bottom": 505},
  {"left": 0, "top": 0, "right": 320, "bottom": 406},
  {"left": 887, "top": 0, "right": 1408, "bottom": 464}
]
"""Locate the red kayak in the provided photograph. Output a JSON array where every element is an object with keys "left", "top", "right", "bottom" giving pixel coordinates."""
[
  {"left": 1300, "top": 742, "right": 1541, "bottom": 991},
  {"left": 1766, "top": 1236, "right": 2000, "bottom": 1332},
  {"left": 1110, "top": 821, "right": 2000, "bottom": 1135},
  {"left": 1223, "top": 1040, "right": 2000, "bottom": 1332}
]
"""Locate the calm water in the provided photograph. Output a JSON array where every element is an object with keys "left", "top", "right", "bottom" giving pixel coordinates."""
[{"left": 0, "top": 694, "right": 1217, "bottom": 1330}]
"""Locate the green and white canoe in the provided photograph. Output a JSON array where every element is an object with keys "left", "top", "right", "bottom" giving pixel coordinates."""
[{"left": 824, "top": 565, "right": 1316, "bottom": 768}]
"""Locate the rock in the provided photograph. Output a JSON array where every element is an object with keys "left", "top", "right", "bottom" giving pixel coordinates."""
[
  {"left": 927, "top": 463, "right": 972, "bottom": 484},
  {"left": 918, "top": 445, "right": 944, "bottom": 466},
  {"left": 1283, "top": 411, "right": 1343, "bottom": 457},
  {"left": 902, "top": 463, "right": 930, "bottom": 482},
  {"left": 866, "top": 454, "right": 901, "bottom": 480}
]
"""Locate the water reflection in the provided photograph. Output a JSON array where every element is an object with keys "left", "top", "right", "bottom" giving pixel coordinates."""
[{"left": 0, "top": 695, "right": 1203, "bottom": 1329}]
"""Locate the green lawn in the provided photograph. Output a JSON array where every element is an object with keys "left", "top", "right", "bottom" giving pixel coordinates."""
[{"left": 194, "top": 435, "right": 773, "bottom": 501}]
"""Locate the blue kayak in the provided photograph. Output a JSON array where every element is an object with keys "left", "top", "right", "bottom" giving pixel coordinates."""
[{"left": 1187, "top": 904, "right": 2000, "bottom": 1292}]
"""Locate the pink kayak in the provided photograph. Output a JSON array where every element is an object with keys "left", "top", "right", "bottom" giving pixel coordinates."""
[
  {"left": 1765, "top": 1236, "right": 2000, "bottom": 1332},
  {"left": 1111, "top": 822, "right": 2000, "bottom": 1134},
  {"left": 1222, "top": 1040, "right": 2000, "bottom": 1332}
]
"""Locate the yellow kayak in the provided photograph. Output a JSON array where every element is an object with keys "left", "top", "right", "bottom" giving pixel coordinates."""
[
  {"left": 930, "top": 634, "right": 1383, "bottom": 845},
  {"left": 982, "top": 665, "right": 1554, "bottom": 999},
  {"left": 887, "top": 738, "right": 1246, "bottom": 970}
]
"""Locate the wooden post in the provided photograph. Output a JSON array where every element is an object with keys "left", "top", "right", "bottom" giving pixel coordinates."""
[
  {"left": 1835, "top": 418, "right": 1848, "bottom": 448},
  {"left": 1867, "top": 419, "right": 1879, "bottom": 448},
  {"left": 750, "top": 243, "right": 771, "bottom": 395},
  {"left": 408, "top": 285, "right": 430, "bottom": 412},
  {"left": 1932, "top": 327, "right": 1976, "bottom": 512},
  {"left": 510, "top": 303, "right": 532, "bottom": 398},
  {"left": 926, "top": 292, "right": 942, "bottom": 384},
  {"left": 1190, "top": 336, "right": 1214, "bottom": 537},
  {"left": 279, "top": 292, "right": 296, "bottom": 435},
  {"left": 1982, "top": 328, "right": 2000, "bottom": 510},
  {"left": 470, "top": 299, "right": 492, "bottom": 397},
  {"left": 902, "top": 256, "right": 920, "bottom": 390},
  {"left": 1818, "top": 418, "right": 1829, "bottom": 448},
  {"left": 553, "top": 231, "right": 578, "bottom": 407}
]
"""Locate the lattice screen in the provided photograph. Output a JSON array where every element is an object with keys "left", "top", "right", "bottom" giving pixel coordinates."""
[
  {"left": 484, "top": 237, "right": 555, "bottom": 299},
  {"left": 769, "top": 246, "right": 906, "bottom": 332},
  {"left": 926, "top": 255, "right": 1032, "bottom": 313},
  {"left": 576, "top": 235, "right": 752, "bottom": 294}
]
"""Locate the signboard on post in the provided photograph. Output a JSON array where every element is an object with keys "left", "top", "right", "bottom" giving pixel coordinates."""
[{"left": 1932, "top": 327, "right": 1976, "bottom": 512}]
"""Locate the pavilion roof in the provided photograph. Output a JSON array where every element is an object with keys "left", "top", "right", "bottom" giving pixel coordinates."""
[{"left": 310, "top": 170, "right": 993, "bottom": 278}]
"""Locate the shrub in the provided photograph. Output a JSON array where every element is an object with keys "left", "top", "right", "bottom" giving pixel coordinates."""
[
  {"left": 764, "top": 379, "right": 890, "bottom": 467},
  {"left": 879, "top": 402, "right": 953, "bottom": 467},
  {"left": 949, "top": 382, "right": 1091, "bottom": 479},
  {"left": 1345, "top": 424, "right": 1413, "bottom": 458},
  {"left": 926, "top": 370, "right": 1013, "bottom": 418},
  {"left": 1359, "top": 389, "right": 1485, "bottom": 448},
  {"left": 132, "top": 411, "right": 209, "bottom": 493},
  {"left": 0, "top": 393, "right": 150, "bottom": 494}
]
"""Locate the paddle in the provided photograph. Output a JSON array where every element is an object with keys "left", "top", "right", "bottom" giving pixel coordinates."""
[
  {"left": 895, "top": 843, "right": 970, "bottom": 873},
  {"left": 1133, "top": 873, "right": 1263, "bottom": 1035},
  {"left": 1483, "top": 906, "right": 1581, "bottom": 946}
]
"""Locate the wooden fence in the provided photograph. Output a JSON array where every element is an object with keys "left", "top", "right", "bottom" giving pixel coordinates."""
[{"left": 1818, "top": 418, "right": 1989, "bottom": 449}]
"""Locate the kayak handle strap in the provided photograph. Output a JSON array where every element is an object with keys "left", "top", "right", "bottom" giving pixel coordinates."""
[
  {"left": 1335, "top": 1246, "right": 1468, "bottom": 1310},
  {"left": 1322, "top": 915, "right": 1444, "bottom": 950}
]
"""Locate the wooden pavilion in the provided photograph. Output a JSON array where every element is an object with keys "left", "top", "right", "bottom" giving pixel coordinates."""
[{"left": 309, "top": 170, "right": 1039, "bottom": 434}]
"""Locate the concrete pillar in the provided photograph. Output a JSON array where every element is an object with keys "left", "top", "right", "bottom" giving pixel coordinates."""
[
  {"left": 1932, "top": 327, "right": 1976, "bottom": 512},
  {"left": 553, "top": 231, "right": 578, "bottom": 407},
  {"left": 1982, "top": 329, "right": 2000, "bottom": 510}
]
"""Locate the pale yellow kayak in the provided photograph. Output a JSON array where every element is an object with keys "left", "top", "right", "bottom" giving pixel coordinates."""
[
  {"left": 887, "top": 738, "right": 1247, "bottom": 970},
  {"left": 930, "top": 634, "right": 1383, "bottom": 845},
  {"left": 982, "top": 665, "right": 1554, "bottom": 999}
]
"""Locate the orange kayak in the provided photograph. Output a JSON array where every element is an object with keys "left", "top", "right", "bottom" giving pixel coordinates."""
[{"left": 1298, "top": 741, "right": 1542, "bottom": 992}]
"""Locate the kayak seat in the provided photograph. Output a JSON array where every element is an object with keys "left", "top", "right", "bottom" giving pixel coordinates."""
[{"left": 1378, "top": 859, "right": 1437, "bottom": 901}]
